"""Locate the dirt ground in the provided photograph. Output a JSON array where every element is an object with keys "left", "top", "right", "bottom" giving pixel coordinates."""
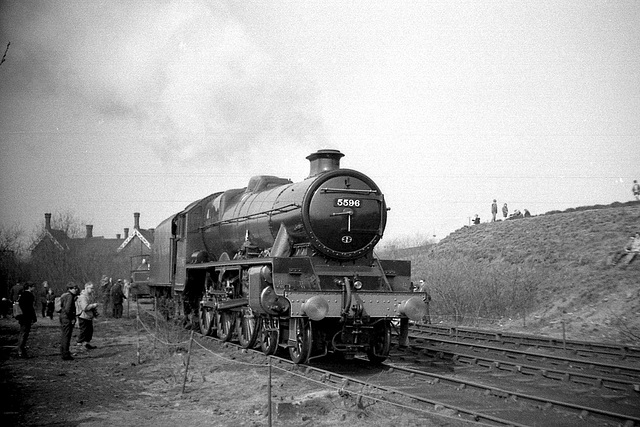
[{"left": 0, "top": 307, "right": 449, "bottom": 427}]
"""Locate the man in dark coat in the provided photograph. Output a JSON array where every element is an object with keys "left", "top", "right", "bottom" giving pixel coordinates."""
[
  {"left": 38, "top": 281, "right": 49, "bottom": 318},
  {"left": 9, "top": 282, "right": 23, "bottom": 303},
  {"left": 110, "top": 279, "right": 126, "bottom": 319},
  {"left": 59, "top": 283, "right": 79, "bottom": 360},
  {"left": 16, "top": 282, "right": 37, "bottom": 358}
]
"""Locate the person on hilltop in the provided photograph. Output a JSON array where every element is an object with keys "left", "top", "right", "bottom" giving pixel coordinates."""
[
  {"left": 473, "top": 214, "right": 480, "bottom": 225},
  {"left": 16, "top": 282, "right": 37, "bottom": 358},
  {"left": 76, "top": 282, "right": 99, "bottom": 350},
  {"left": 59, "top": 283, "right": 79, "bottom": 360},
  {"left": 502, "top": 203, "right": 508, "bottom": 220},
  {"left": 633, "top": 180, "right": 640, "bottom": 201},
  {"left": 491, "top": 199, "right": 498, "bottom": 222},
  {"left": 611, "top": 232, "right": 640, "bottom": 268}
]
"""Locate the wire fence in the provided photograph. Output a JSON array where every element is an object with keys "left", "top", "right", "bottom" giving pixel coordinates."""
[{"left": 132, "top": 299, "right": 486, "bottom": 426}]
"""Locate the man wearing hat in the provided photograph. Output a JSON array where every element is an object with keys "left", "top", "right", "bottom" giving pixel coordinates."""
[
  {"left": 110, "top": 279, "right": 126, "bottom": 319},
  {"left": 60, "top": 283, "right": 79, "bottom": 360}
]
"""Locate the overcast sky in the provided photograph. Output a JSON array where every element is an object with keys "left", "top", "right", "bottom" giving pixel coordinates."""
[{"left": 1, "top": 0, "right": 638, "bottom": 244}]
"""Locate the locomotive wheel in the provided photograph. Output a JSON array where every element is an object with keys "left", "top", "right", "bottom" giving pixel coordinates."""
[
  {"left": 237, "top": 308, "right": 259, "bottom": 349},
  {"left": 289, "top": 318, "right": 312, "bottom": 364},
  {"left": 199, "top": 307, "right": 215, "bottom": 337},
  {"left": 217, "top": 311, "right": 235, "bottom": 342},
  {"left": 260, "top": 317, "right": 278, "bottom": 356},
  {"left": 366, "top": 320, "right": 391, "bottom": 364}
]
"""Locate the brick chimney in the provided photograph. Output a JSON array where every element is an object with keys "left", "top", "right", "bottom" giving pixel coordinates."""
[
  {"left": 124, "top": 228, "right": 129, "bottom": 239},
  {"left": 134, "top": 212, "right": 140, "bottom": 230},
  {"left": 116, "top": 233, "right": 121, "bottom": 239},
  {"left": 45, "top": 213, "right": 52, "bottom": 231},
  {"left": 86, "top": 225, "right": 93, "bottom": 239}
]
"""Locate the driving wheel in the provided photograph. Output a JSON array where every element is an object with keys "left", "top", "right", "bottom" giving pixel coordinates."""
[
  {"left": 260, "top": 317, "right": 278, "bottom": 356},
  {"left": 199, "top": 307, "right": 215, "bottom": 337},
  {"left": 237, "top": 307, "right": 259, "bottom": 348},
  {"left": 288, "top": 317, "right": 312, "bottom": 364},
  {"left": 217, "top": 311, "right": 235, "bottom": 342}
]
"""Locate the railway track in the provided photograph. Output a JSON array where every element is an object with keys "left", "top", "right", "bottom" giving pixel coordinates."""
[
  {"left": 411, "top": 323, "right": 640, "bottom": 363},
  {"left": 409, "top": 335, "right": 640, "bottom": 393},
  {"left": 138, "top": 304, "right": 640, "bottom": 426}
]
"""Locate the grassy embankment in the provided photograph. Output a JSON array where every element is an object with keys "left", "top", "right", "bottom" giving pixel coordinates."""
[{"left": 379, "top": 201, "right": 640, "bottom": 344}]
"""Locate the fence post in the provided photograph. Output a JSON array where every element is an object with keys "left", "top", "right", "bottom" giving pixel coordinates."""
[
  {"left": 181, "top": 330, "right": 195, "bottom": 395},
  {"left": 136, "top": 299, "right": 141, "bottom": 365},
  {"left": 268, "top": 356, "right": 272, "bottom": 427},
  {"left": 154, "top": 296, "right": 158, "bottom": 350}
]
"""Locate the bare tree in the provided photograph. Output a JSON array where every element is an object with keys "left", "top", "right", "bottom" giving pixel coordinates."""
[{"left": 0, "top": 222, "right": 27, "bottom": 297}]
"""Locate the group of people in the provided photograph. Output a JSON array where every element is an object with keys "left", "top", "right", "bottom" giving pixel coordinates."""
[
  {"left": 58, "top": 282, "right": 100, "bottom": 360},
  {"left": 99, "top": 276, "right": 128, "bottom": 319},
  {"left": 9, "top": 275, "right": 129, "bottom": 360}
]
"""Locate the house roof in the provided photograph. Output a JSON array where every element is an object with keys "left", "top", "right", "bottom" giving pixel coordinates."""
[
  {"left": 31, "top": 229, "right": 125, "bottom": 253},
  {"left": 117, "top": 228, "right": 153, "bottom": 253},
  {"left": 31, "top": 229, "right": 68, "bottom": 251}
]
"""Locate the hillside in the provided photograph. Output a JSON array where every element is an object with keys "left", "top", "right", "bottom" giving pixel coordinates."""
[{"left": 383, "top": 201, "right": 640, "bottom": 344}]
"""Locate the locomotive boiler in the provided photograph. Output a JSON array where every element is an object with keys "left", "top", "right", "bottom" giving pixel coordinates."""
[{"left": 149, "top": 149, "right": 426, "bottom": 364}]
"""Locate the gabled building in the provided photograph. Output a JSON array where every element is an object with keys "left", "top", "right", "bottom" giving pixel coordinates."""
[
  {"left": 29, "top": 212, "right": 153, "bottom": 291},
  {"left": 117, "top": 212, "right": 154, "bottom": 275}
]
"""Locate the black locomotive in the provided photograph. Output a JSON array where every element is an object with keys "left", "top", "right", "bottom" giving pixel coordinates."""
[{"left": 148, "top": 149, "right": 426, "bottom": 363}]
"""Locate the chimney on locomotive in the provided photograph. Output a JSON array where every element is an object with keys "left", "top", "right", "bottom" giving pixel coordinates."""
[{"left": 306, "top": 149, "right": 344, "bottom": 177}]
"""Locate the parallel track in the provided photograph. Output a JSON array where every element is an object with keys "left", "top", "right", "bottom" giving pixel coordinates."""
[{"left": 138, "top": 304, "right": 640, "bottom": 426}]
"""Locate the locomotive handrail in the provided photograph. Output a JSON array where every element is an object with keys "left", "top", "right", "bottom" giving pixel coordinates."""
[
  {"left": 199, "top": 203, "right": 301, "bottom": 230},
  {"left": 320, "top": 188, "right": 379, "bottom": 195}
]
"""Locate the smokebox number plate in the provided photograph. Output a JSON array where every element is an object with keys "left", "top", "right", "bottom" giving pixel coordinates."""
[{"left": 334, "top": 198, "right": 361, "bottom": 208}]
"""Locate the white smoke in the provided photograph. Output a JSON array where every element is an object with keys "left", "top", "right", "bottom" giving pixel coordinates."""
[{"left": 5, "top": 0, "right": 326, "bottom": 167}]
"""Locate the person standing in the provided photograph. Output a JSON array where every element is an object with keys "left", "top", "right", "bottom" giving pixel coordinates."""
[
  {"left": 491, "top": 199, "right": 498, "bottom": 222},
  {"left": 502, "top": 203, "right": 508, "bottom": 220},
  {"left": 60, "top": 283, "right": 79, "bottom": 360},
  {"left": 633, "top": 180, "right": 640, "bottom": 201},
  {"left": 111, "top": 279, "right": 126, "bottom": 319},
  {"left": 76, "top": 282, "right": 99, "bottom": 350},
  {"left": 16, "top": 282, "right": 37, "bottom": 358},
  {"left": 417, "top": 279, "right": 432, "bottom": 324},
  {"left": 101, "top": 276, "right": 112, "bottom": 318},
  {"left": 45, "top": 287, "right": 56, "bottom": 319},
  {"left": 38, "top": 281, "right": 49, "bottom": 318},
  {"left": 9, "top": 282, "right": 23, "bottom": 303}
]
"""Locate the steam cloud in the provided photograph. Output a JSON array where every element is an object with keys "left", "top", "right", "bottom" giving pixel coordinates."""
[{"left": 3, "top": 0, "right": 325, "bottom": 166}]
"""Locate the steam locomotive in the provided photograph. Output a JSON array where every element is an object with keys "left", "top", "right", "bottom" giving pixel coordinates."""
[{"left": 148, "top": 149, "right": 426, "bottom": 364}]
